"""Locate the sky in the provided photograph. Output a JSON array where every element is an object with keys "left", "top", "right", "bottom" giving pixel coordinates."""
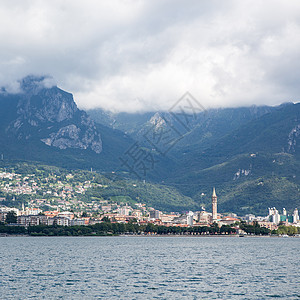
[{"left": 0, "top": 0, "right": 300, "bottom": 113}]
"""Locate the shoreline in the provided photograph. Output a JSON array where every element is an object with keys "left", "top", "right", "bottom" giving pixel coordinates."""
[{"left": 1, "top": 234, "right": 299, "bottom": 238}]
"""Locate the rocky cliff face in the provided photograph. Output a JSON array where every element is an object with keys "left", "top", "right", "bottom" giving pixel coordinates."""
[
  {"left": 287, "top": 124, "right": 300, "bottom": 153},
  {"left": 6, "top": 76, "right": 102, "bottom": 153}
]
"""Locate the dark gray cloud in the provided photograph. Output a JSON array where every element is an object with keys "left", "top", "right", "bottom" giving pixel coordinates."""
[{"left": 0, "top": 0, "right": 300, "bottom": 112}]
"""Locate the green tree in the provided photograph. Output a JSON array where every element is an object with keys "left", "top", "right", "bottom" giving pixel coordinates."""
[
  {"left": 210, "top": 222, "right": 220, "bottom": 234},
  {"left": 101, "top": 216, "right": 110, "bottom": 223},
  {"left": 5, "top": 211, "right": 17, "bottom": 224},
  {"left": 145, "top": 223, "right": 156, "bottom": 234}
]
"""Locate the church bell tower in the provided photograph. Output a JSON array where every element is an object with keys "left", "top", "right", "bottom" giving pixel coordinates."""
[{"left": 212, "top": 187, "right": 217, "bottom": 222}]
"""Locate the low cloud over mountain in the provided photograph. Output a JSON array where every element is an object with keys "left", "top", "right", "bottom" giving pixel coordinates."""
[{"left": 1, "top": 1, "right": 300, "bottom": 112}]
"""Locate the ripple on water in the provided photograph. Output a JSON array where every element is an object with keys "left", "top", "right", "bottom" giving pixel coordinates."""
[{"left": 0, "top": 236, "right": 299, "bottom": 299}]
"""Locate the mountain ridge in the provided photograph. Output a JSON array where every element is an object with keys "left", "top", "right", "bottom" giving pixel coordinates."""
[
  {"left": 1, "top": 76, "right": 300, "bottom": 215},
  {"left": 88, "top": 101, "right": 300, "bottom": 215},
  {"left": 0, "top": 76, "right": 134, "bottom": 170}
]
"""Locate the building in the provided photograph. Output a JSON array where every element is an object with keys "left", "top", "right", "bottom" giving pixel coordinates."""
[
  {"left": 244, "top": 214, "right": 256, "bottom": 222},
  {"left": 44, "top": 211, "right": 59, "bottom": 218},
  {"left": 58, "top": 211, "right": 74, "bottom": 219},
  {"left": 219, "top": 216, "right": 240, "bottom": 226},
  {"left": 53, "top": 216, "right": 71, "bottom": 226},
  {"left": 17, "top": 215, "right": 48, "bottom": 226},
  {"left": 280, "top": 215, "right": 293, "bottom": 223},
  {"left": 22, "top": 208, "right": 42, "bottom": 216},
  {"left": 268, "top": 207, "right": 281, "bottom": 224},
  {"left": 293, "top": 208, "right": 299, "bottom": 223},
  {"left": 186, "top": 211, "right": 194, "bottom": 226},
  {"left": 0, "top": 206, "right": 20, "bottom": 215},
  {"left": 257, "top": 221, "right": 278, "bottom": 231},
  {"left": 268, "top": 207, "right": 299, "bottom": 225},
  {"left": 71, "top": 218, "right": 86, "bottom": 226},
  {"left": 118, "top": 205, "right": 132, "bottom": 216},
  {"left": 212, "top": 187, "right": 217, "bottom": 222},
  {"left": 149, "top": 210, "right": 160, "bottom": 220},
  {"left": 172, "top": 214, "right": 189, "bottom": 225},
  {"left": 196, "top": 211, "right": 211, "bottom": 224},
  {"left": 160, "top": 213, "right": 178, "bottom": 224}
]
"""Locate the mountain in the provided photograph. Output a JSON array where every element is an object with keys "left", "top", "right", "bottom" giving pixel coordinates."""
[
  {"left": 173, "top": 102, "right": 300, "bottom": 173},
  {"left": 0, "top": 76, "right": 133, "bottom": 170},
  {"left": 1, "top": 76, "right": 300, "bottom": 215},
  {"left": 87, "top": 105, "right": 275, "bottom": 154},
  {"left": 88, "top": 103, "right": 300, "bottom": 215},
  {"left": 167, "top": 103, "right": 300, "bottom": 215},
  {"left": 5, "top": 76, "right": 102, "bottom": 153},
  {"left": 87, "top": 109, "right": 154, "bottom": 136}
]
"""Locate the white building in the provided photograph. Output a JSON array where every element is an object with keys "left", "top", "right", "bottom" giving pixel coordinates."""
[
  {"left": 187, "top": 211, "right": 194, "bottom": 226},
  {"left": 0, "top": 206, "right": 20, "bottom": 215},
  {"left": 268, "top": 207, "right": 281, "bottom": 224},
  {"left": 58, "top": 211, "right": 74, "bottom": 219},
  {"left": 54, "top": 216, "right": 71, "bottom": 226},
  {"left": 272, "top": 210, "right": 280, "bottom": 224},
  {"left": 23, "top": 208, "right": 42, "bottom": 216},
  {"left": 293, "top": 208, "right": 299, "bottom": 223}
]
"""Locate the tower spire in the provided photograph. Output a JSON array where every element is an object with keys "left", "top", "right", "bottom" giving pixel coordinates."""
[{"left": 212, "top": 187, "right": 216, "bottom": 197}]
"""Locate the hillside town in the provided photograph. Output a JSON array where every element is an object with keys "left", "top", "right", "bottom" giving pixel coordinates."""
[
  {"left": 1, "top": 166, "right": 299, "bottom": 234},
  {"left": 1, "top": 182, "right": 299, "bottom": 233}
]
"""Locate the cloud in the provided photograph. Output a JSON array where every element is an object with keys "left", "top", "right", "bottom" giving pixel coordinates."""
[{"left": 0, "top": 0, "right": 300, "bottom": 112}]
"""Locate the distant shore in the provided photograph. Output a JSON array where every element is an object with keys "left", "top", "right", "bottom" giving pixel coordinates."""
[{"left": 1, "top": 233, "right": 299, "bottom": 238}]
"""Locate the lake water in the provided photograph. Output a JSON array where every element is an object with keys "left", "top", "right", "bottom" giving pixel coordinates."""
[{"left": 0, "top": 236, "right": 299, "bottom": 299}]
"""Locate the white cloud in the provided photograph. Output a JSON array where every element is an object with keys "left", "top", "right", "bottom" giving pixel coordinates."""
[{"left": 0, "top": 0, "right": 300, "bottom": 112}]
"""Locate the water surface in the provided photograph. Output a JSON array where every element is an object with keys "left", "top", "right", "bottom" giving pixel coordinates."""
[{"left": 0, "top": 236, "right": 299, "bottom": 299}]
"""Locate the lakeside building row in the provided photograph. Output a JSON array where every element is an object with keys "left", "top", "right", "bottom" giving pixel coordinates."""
[
  {"left": 17, "top": 215, "right": 86, "bottom": 227},
  {"left": 1, "top": 188, "right": 299, "bottom": 229}
]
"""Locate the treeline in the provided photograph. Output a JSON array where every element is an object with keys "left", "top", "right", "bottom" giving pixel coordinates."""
[
  {"left": 1, "top": 222, "right": 299, "bottom": 236},
  {"left": 239, "top": 221, "right": 271, "bottom": 235},
  {"left": 0, "top": 222, "right": 235, "bottom": 236},
  {"left": 0, "top": 222, "right": 266, "bottom": 236},
  {"left": 276, "top": 225, "right": 300, "bottom": 236}
]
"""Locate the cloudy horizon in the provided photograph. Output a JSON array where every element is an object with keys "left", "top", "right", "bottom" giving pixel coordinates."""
[{"left": 1, "top": 0, "right": 300, "bottom": 112}]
